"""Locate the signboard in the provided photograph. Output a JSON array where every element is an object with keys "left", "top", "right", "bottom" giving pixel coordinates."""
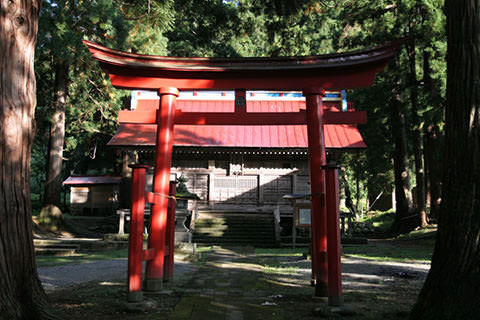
[{"left": 295, "top": 204, "right": 311, "bottom": 227}]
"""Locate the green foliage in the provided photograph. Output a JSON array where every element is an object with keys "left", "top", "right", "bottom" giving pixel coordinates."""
[
  {"left": 336, "top": 0, "right": 446, "bottom": 212},
  {"left": 34, "top": 0, "right": 174, "bottom": 186},
  {"left": 31, "top": 0, "right": 447, "bottom": 218}
]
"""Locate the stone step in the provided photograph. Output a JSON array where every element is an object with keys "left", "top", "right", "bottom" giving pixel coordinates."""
[
  {"left": 35, "top": 247, "right": 78, "bottom": 256},
  {"left": 34, "top": 242, "right": 81, "bottom": 256},
  {"left": 194, "top": 230, "right": 274, "bottom": 237},
  {"left": 193, "top": 222, "right": 270, "bottom": 228},
  {"left": 192, "top": 235, "right": 276, "bottom": 242},
  {"left": 193, "top": 239, "right": 276, "bottom": 247},
  {"left": 193, "top": 234, "right": 275, "bottom": 240},
  {"left": 195, "top": 218, "right": 274, "bottom": 223},
  {"left": 194, "top": 217, "right": 273, "bottom": 223},
  {"left": 33, "top": 238, "right": 128, "bottom": 253},
  {"left": 192, "top": 212, "right": 276, "bottom": 247},
  {"left": 194, "top": 227, "right": 274, "bottom": 233}
]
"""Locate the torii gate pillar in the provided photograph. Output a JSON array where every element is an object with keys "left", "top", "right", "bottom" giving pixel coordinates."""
[
  {"left": 304, "top": 89, "right": 329, "bottom": 297},
  {"left": 144, "top": 87, "right": 178, "bottom": 291}
]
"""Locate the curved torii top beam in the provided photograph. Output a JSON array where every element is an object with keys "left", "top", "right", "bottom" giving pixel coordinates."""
[{"left": 83, "top": 40, "right": 403, "bottom": 91}]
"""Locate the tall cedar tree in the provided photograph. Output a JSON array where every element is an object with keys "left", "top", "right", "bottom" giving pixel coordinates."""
[
  {"left": 411, "top": 1, "right": 480, "bottom": 318},
  {"left": 43, "top": 62, "right": 67, "bottom": 209},
  {"left": 0, "top": 0, "right": 58, "bottom": 318}
]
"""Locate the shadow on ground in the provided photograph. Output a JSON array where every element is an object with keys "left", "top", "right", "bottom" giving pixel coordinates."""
[{"left": 48, "top": 245, "right": 429, "bottom": 319}]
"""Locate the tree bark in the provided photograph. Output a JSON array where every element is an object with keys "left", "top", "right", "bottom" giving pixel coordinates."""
[
  {"left": 43, "top": 61, "right": 67, "bottom": 208},
  {"left": 0, "top": 0, "right": 58, "bottom": 318},
  {"left": 406, "top": 37, "right": 428, "bottom": 228},
  {"left": 423, "top": 124, "right": 442, "bottom": 220},
  {"left": 341, "top": 168, "right": 356, "bottom": 216},
  {"left": 389, "top": 68, "right": 418, "bottom": 235},
  {"left": 411, "top": 1, "right": 480, "bottom": 318},
  {"left": 422, "top": 48, "right": 443, "bottom": 221}
]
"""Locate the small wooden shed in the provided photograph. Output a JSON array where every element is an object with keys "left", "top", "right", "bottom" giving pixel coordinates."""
[{"left": 63, "top": 175, "right": 122, "bottom": 215}]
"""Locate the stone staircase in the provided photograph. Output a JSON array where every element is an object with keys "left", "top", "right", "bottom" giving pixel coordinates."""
[
  {"left": 34, "top": 238, "right": 128, "bottom": 256},
  {"left": 34, "top": 240, "right": 80, "bottom": 256},
  {"left": 192, "top": 211, "right": 277, "bottom": 247}
]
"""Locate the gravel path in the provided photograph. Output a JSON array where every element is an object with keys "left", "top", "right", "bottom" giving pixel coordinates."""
[
  {"left": 39, "top": 258, "right": 196, "bottom": 292},
  {"left": 39, "top": 253, "right": 430, "bottom": 293}
]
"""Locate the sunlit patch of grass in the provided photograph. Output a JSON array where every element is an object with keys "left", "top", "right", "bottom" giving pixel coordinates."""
[
  {"left": 396, "top": 225, "right": 437, "bottom": 240},
  {"left": 261, "top": 264, "right": 301, "bottom": 275},
  {"left": 255, "top": 248, "right": 308, "bottom": 257},
  {"left": 195, "top": 245, "right": 213, "bottom": 253},
  {"left": 358, "top": 210, "right": 395, "bottom": 231},
  {"left": 342, "top": 243, "right": 433, "bottom": 263}
]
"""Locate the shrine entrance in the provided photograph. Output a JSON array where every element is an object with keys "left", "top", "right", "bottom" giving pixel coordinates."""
[{"left": 84, "top": 40, "right": 401, "bottom": 306}]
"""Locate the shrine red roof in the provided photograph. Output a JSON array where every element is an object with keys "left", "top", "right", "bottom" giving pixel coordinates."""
[{"left": 108, "top": 99, "right": 366, "bottom": 149}]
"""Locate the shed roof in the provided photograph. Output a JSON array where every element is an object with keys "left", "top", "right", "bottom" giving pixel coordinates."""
[
  {"left": 108, "top": 98, "right": 366, "bottom": 149},
  {"left": 63, "top": 176, "right": 122, "bottom": 186}
]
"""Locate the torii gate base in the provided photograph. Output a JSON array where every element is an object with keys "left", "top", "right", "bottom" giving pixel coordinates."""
[{"left": 127, "top": 165, "right": 176, "bottom": 302}]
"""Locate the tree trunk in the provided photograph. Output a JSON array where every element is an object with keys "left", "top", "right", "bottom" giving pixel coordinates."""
[
  {"left": 341, "top": 168, "right": 356, "bottom": 216},
  {"left": 406, "top": 37, "right": 428, "bottom": 228},
  {"left": 355, "top": 162, "right": 361, "bottom": 213},
  {"left": 422, "top": 47, "right": 443, "bottom": 221},
  {"left": 423, "top": 124, "right": 442, "bottom": 220},
  {"left": 389, "top": 68, "right": 417, "bottom": 235},
  {"left": 411, "top": 1, "right": 480, "bottom": 318},
  {"left": 43, "top": 62, "right": 67, "bottom": 208},
  {"left": 0, "top": 1, "right": 58, "bottom": 318}
]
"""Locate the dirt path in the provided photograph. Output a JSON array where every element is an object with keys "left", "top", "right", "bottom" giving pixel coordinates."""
[{"left": 39, "top": 258, "right": 196, "bottom": 292}]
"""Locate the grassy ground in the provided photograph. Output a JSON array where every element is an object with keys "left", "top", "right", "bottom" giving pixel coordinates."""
[
  {"left": 358, "top": 210, "right": 396, "bottom": 231},
  {"left": 343, "top": 240, "right": 434, "bottom": 263},
  {"left": 36, "top": 249, "right": 128, "bottom": 268}
]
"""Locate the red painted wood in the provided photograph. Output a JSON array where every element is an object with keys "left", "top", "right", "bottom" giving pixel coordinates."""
[
  {"left": 83, "top": 39, "right": 403, "bottom": 90},
  {"left": 164, "top": 181, "right": 176, "bottom": 282},
  {"left": 142, "top": 248, "right": 156, "bottom": 261},
  {"left": 305, "top": 89, "right": 329, "bottom": 297},
  {"left": 119, "top": 110, "right": 157, "bottom": 124},
  {"left": 145, "top": 88, "right": 178, "bottom": 287},
  {"left": 107, "top": 71, "right": 383, "bottom": 91},
  {"left": 147, "top": 191, "right": 169, "bottom": 205},
  {"left": 118, "top": 109, "right": 366, "bottom": 125},
  {"left": 144, "top": 246, "right": 170, "bottom": 259},
  {"left": 128, "top": 165, "right": 149, "bottom": 300},
  {"left": 325, "top": 165, "right": 343, "bottom": 306}
]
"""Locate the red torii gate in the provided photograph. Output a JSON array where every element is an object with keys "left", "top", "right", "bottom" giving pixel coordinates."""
[{"left": 84, "top": 40, "right": 401, "bottom": 306}]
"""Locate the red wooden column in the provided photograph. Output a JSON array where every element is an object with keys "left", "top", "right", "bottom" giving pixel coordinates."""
[
  {"left": 127, "top": 164, "right": 149, "bottom": 302},
  {"left": 304, "top": 88, "right": 328, "bottom": 297},
  {"left": 144, "top": 87, "right": 178, "bottom": 291},
  {"left": 324, "top": 164, "right": 343, "bottom": 306},
  {"left": 163, "top": 181, "right": 177, "bottom": 282}
]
